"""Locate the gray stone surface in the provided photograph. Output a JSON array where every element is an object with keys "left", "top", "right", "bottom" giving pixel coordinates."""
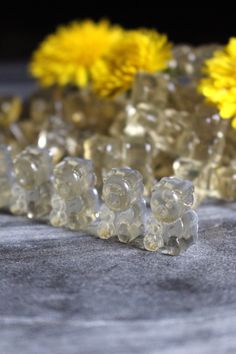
[
  {"left": 1, "top": 66, "right": 236, "bottom": 353},
  {"left": 0, "top": 201, "right": 236, "bottom": 354}
]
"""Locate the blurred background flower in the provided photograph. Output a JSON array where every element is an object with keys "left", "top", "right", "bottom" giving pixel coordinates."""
[
  {"left": 92, "top": 30, "right": 172, "bottom": 97},
  {"left": 199, "top": 38, "right": 236, "bottom": 128},
  {"left": 29, "top": 20, "right": 122, "bottom": 87}
]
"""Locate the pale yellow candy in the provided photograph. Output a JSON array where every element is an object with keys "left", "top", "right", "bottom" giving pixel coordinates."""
[
  {"left": 0, "top": 96, "right": 22, "bottom": 128},
  {"left": 99, "top": 167, "right": 147, "bottom": 243},
  {"left": 144, "top": 177, "right": 198, "bottom": 255},
  {"left": 0, "top": 145, "right": 14, "bottom": 209},
  {"left": 50, "top": 157, "right": 99, "bottom": 230},
  {"left": 11, "top": 146, "right": 53, "bottom": 219}
]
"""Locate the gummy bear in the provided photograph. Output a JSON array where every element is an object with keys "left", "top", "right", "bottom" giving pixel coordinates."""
[
  {"left": 97, "top": 167, "right": 147, "bottom": 243},
  {"left": 50, "top": 157, "right": 99, "bottom": 230},
  {"left": 144, "top": 177, "right": 198, "bottom": 255},
  {"left": 10, "top": 146, "right": 53, "bottom": 219}
]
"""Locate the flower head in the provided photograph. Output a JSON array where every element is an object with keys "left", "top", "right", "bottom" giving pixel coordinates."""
[
  {"left": 92, "top": 29, "right": 172, "bottom": 97},
  {"left": 199, "top": 38, "right": 236, "bottom": 128},
  {"left": 29, "top": 20, "right": 122, "bottom": 87}
]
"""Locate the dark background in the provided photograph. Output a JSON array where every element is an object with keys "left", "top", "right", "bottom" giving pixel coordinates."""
[{"left": 0, "top": 4, "right": 235, "bottom": 61}]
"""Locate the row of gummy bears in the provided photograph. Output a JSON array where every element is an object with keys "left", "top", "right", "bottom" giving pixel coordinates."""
[{"left": 0, "top": 144, "right": 198, "bottom": 256}]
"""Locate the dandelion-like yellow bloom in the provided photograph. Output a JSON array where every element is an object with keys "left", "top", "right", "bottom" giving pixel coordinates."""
[
  {"left": 92, "top": 30, "right": 172, "bottom": 97},
  {"left": 29, "top": 20, "right": 122, "bottom": 87},
  {"left": 199, "top": 38, "right": 236, "bottom": 128}
]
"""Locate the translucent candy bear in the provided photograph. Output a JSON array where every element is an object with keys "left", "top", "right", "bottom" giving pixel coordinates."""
[
  {"left": 144, "top": 177, "right": 198, "bottom": 255},
  {"left": 50, "top": 157, "right": 99, "bottom": 230},
  {"left": 10, "top": 146, "right": 53, "bottom": 219},
  {"left": 0, "top": 145, "right": 14, "bottom": 210},
  {"left": 97, "top": 167, "right": 147, "bottom": 243}
]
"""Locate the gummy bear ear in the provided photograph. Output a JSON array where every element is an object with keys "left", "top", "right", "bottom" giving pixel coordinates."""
[
  {"left": 182, "top": 187, "right": 194, "bottom": 207},
  {"left": 134, "top": 169, "right": 143, "bottom": 181},
  {"left": 174, "top": 179, "right": 194, "bottom": 207},
  {"left": 88, "top": 171, "right": 97, "bottom": 187},
  {"left": 103, "top": 168, "right": 119, "bottom": 183},
  {"left": 151, "top": 178, "right": 165, "bottom": 193}
]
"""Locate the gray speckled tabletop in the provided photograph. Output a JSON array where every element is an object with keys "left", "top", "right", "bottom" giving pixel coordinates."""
[
  {"left": 1, "top": 201, "right": 236, "bottom": 354},
  {"left": 1, "top": 66, "right": 236, "bottom": 354}
]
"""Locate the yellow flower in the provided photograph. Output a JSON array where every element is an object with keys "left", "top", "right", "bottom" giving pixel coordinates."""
[
  {"left": 199, "top": 38, "right": 236, "bottom": 128},
  {"left": 91, "top": 30, "right": 172, "bottom": 97},
  {"left": 29, "top": 20, "right": 122, "bottom": 87}
]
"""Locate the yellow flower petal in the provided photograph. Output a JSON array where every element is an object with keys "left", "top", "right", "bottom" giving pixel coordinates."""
[
  {"left": 199, "top": 37, "right": 236, "bottom": 128},
  {"left": 231, "top": 116, "right": 236, "bottom": 129},
  {"left": 220, "top": 102, "right": 236, "bottom": 119},
  {"left": 29, "top": 20, "right": 123, "bottom": 87},
  {"left": 226, "top": 38, "right": 236, "bottom": 58},
  {"left": 92, "top": 29, "right": 172, "bottom": 98}
]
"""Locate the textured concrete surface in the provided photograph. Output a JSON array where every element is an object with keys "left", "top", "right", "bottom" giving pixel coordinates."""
[{"left": 0, "top": 200, "right": 236, "bottom": 354}]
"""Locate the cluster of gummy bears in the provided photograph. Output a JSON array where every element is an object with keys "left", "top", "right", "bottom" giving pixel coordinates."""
[{"left": 0, "top": 144, "right": 198, "bottom": 255}]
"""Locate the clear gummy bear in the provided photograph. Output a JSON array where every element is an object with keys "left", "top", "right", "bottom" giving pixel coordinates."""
[
  {"left": 50, "top": 157, "right": 99, "bottom": 230},
  {"left": 144, "top": 176, "right": 198, "bottom": 255},
  {"left": 97, "top": 167, "right": 147, "bottom": 243},
  {"left": 0, "top": 145, "right": 14, "bottom": 209},
  {"left": 10, "top": 146, "right": 53, "bottom": 219}
]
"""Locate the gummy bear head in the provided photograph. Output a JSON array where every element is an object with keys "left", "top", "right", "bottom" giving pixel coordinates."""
[
  {"left": 53, "top": 157, "right": 96, "bottom": 200},
  {"left": 150, "top": 177, "right": 194, "bottom": 223},
  {"left": 13, "top": 146, "right": 52, "bottom": 189},
  {"left": 102, "top": 167, "right": 144, "bottom": 211}
]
